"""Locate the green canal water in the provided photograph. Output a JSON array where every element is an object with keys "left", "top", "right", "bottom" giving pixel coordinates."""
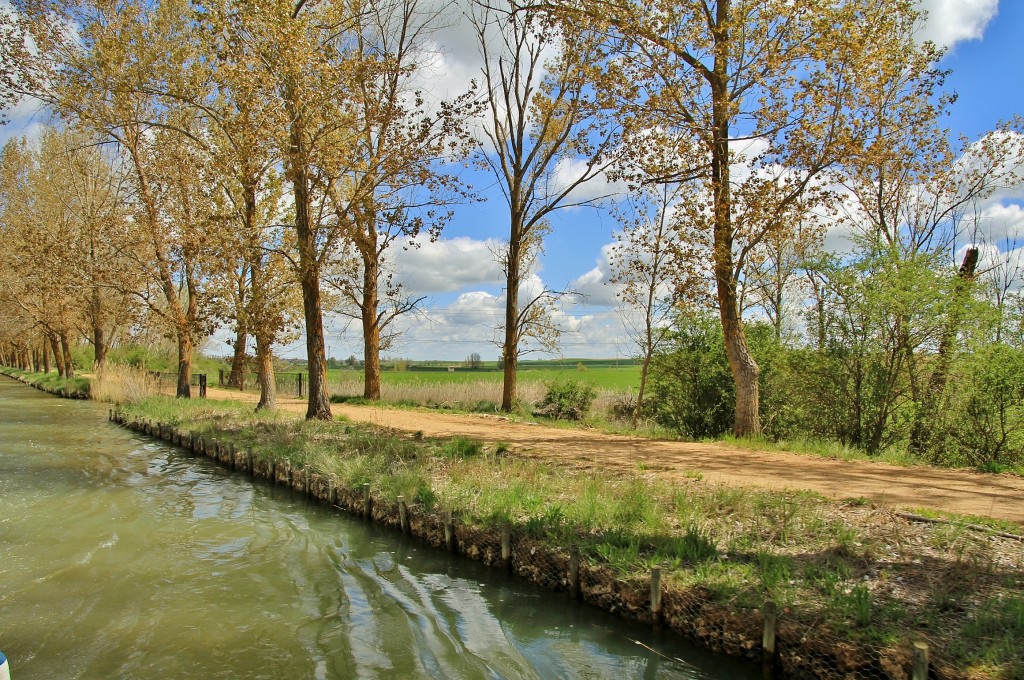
[{"left": 0, "top": 378, "right": 757, "bottom": 679}]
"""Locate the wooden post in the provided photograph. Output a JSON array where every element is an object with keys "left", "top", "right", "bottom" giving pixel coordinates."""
[
  {"left": 398, "top": 496, "right": 409, "bottom": 533},
  {"left": 297, "top": 372, "right": 304, "bottom": 398},
  {"left": 363, "top": 483, "right": 371, "bottom": 518},
  {"left": 501, "top": 524, "right": 512, "bottom": 572},
  {"left": 198, "top": 373, "right": 207, "bottom": 398},
  {"left": 762, "top": 600, "right": 778, "bottom": 679},
  {"left": 912, "top": 641, "right": 929, "bottom": 680},
  {"left": 444, "top": 509, "right": 455, "bottom": 552},
  {"left": 650, "top": 567, "right": 662, "bottom": 627},
  {"left": 569, "top": 546, "right": 581, "bottom": 600}
]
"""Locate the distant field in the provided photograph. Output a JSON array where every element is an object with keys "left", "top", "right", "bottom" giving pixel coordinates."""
[{"left": 325, "top": 360, "right": 642, "bottom": 393}]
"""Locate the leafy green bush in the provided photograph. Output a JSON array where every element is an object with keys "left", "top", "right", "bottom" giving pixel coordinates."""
[
  {"left": 928, "top": 343, "right": 1024, "bottom": 469},
  {"left": 534, "top": 380, "right": 597, "bottom": 420},
  {"left": 646, "top": 316, "right": 735, "bottom": 438}
]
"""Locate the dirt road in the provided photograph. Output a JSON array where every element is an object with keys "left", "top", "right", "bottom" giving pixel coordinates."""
[{"left": 204, "top": 387, "right": 1024, "bottom": 524}]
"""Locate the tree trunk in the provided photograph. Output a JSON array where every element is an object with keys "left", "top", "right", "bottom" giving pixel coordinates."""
[
  {"left": 283, "top": 82, "right": 332, "bottom": 420},
  {"left": 228, "top": 324, "right": 247, "bottom": 389},
  {"left": 41, "top": 336, "right": 50, "bottom": 374},
  {"left": 361, "top": 248, "right": 382, "bottom": 400},
  {"left": 500, "top": 220, "right": 524, "bottom": 413},
  {"left": 176, "top": 330, "right": 193, "bottom": 398},
  {"left": 710, "top": 0, "right": 760, "bottom": 437},
  {"left": 91, "top": 282, "right": 108, "bottom": 371},
  {"left": 634, "top": 351, "right": 652, "bottom": 427},
  {"left": 299, "top": 265, "right": 332, "bottom": 419},
  {"left": 49, "top": 334, "right": 64, "bottom": 377},
  {"left": 92, "top": 323, "right": 107, "bottom": 371},
  {"left": 908, "top": 248, "right": 979, "bottom": 455},
  {"left": 59, "top": 332, "right": 74, "bottom": 379},
  {"left": 290, "top": 134, "right": 331, "bottom": 419},
  {"left": 255, "top": 333, "right": 276, "bottom": 411}
]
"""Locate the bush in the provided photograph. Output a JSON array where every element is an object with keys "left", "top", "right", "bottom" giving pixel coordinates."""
[
  {"left": 647, "top": 316, "right": 735, "bottom": 438},
  {"left": 535, "top": 380, "right": 597, "bottom": 420},
  {"left": 928, "top": 344, "right": 1024, "bottom": 469}
]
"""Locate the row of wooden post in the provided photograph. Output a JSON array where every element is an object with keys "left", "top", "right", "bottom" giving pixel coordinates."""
[{"left": 111, "top": 408, "right": 933, "bottom": 680}]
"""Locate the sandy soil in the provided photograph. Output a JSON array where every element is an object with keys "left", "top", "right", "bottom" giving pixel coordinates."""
[{"left": 203, "top": 386, "right": 1024, "bottom": 525}]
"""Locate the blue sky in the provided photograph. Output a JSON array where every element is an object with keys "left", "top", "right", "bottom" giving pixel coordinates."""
[{"left": 3, "top": 0, "right": 1022, "bottom": 362}]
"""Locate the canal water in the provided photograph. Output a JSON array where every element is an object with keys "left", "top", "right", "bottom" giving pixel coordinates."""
[{"left": 0, "top": 378, "right": 756, "bottom": 679}]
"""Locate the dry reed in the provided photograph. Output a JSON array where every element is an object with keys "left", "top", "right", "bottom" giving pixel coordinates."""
[{"left": 90, "top": 365, "right": 158, "bottom": 404}]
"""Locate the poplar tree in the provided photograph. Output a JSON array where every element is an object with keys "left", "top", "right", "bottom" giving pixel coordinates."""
[{"left": 474, "top": 3, "right": 620, "bottom": 412}]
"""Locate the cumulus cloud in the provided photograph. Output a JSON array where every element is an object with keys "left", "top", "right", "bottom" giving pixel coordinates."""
[
  {"left": 967, "top": 202, "right": 1024, "bottom": 245},
  {"left": 916, "top": 0, "right": 999, "bottom": 48},
  {"left": 548, "top": 157, "right": 630, "bottom": 207},
  {"left": 572, "top": 242, "right": 622, "bottom": 307},
  {"left": 390, "top": 236, "right": 505, "bottom": 294}
]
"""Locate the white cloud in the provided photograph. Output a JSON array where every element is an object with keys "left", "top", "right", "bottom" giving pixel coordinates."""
[
  {"left": 968, "top": 202, "right": 1024, "bottom": 245},
  {"left": 916, "top": 0, "right": 999, "bottom": 48},
  {"left": 571, "top": 242, "right": 621, "bottom": 306},
  {"left": 548, "top": 157, "right": 629, "bottom": 207},
  {"left": 390, "top": 236, "right": 505, "bottom": 294}
]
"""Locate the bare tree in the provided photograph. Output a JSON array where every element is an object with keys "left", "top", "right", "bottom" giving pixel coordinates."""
[{"left": 474, "top": 3, "right": 620, "bottom": 411}]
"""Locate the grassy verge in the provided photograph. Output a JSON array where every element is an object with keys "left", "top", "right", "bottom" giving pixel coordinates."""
[
  {"left": 1, "top": 368, "right": 91, "bottom": 397},
  {"left": 120, "top": 396, "right": 1024, "bottom": 678}
]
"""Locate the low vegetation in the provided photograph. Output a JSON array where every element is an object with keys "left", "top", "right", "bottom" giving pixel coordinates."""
[
  {"left": 116, "top": 396, "right": 1024, "bottom": 678},
  {"left": 2, "top": 367, "right": 91, "bottom": 397}
]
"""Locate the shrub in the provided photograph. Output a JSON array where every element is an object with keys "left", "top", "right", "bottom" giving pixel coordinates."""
[
  {"left": 647, "top": 316, "right": 734, "bottom": 438},
  {"left": 534, "top": 380, "right": 597, "bottom": 420},
  {"left": 928, "top": 343, "right": 1024, "bottom": 469}
]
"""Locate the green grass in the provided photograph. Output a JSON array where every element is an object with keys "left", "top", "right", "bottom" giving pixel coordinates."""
[
  {"left": 1, "top": 368, "right": 91, "bottom": 396},
  {"left": 952, "top": 595, "right": 1024, "bottom": 677},
  {"left": 325, "top": 365, "right": 642, "bottom": 391},
  {"left": 904, "top": 507, "right": 1024, "bottom": 536}
]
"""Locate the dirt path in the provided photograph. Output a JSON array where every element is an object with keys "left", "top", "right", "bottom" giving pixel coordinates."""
[{"left": 205, "top": 387, "right": 1024, "bottom": 524}]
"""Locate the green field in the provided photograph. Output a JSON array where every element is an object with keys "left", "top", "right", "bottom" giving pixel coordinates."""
[{"left": 327, "top": 359, "right": 642, "bottom": 392}]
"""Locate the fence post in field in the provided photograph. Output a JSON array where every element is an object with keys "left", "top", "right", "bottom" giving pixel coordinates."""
[
  {"left": 219, "top": 369, "right": 224, "bottom": 386},
  {"left": 297, "top": 372, "right": 304, "bottom": 398},
  {"left": 198, "top": 374, "right": 207, "bottom": 398}
]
